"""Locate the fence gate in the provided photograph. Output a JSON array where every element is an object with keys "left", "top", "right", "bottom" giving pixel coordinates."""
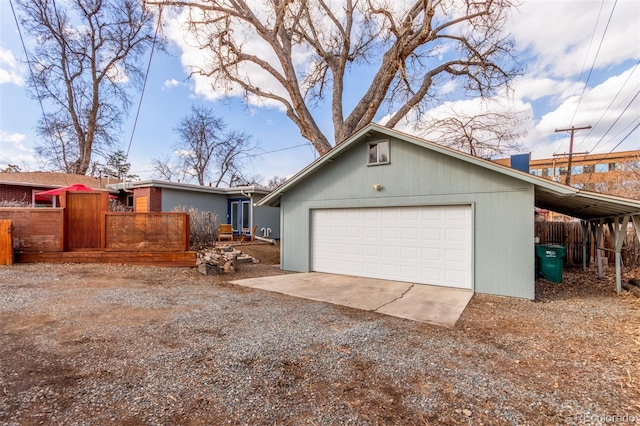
[
  {"left": 62, "top": 192, "right": 108, "bottom": 250},
  {"left": 0, "top": 219, "right": 13, "bottom": 265}
]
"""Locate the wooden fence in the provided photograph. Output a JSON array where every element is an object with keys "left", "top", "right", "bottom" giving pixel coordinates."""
[
  {"left": 0, "top": 208, "right": 64, "bottom": 252},
  {"left": 0, "top": 192, "right": 194, "bottom": 266},
  {"left": 103, "top": 213, "right": 189, "bottom": 252},
  {"left": 535, "top": 221, "right": 640, "bottom": 267}
]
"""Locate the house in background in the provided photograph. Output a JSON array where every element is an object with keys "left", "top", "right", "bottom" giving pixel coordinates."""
[
  {"left": 259, "top": 123, "right": 640, "bottom": 300},
  {"left": 495, "top": 150, "right": 640, "bottom": 192},
  {"left": 108, "top": 180, "right": 280, "bottom": 239},
  {"left": 0, "top": 172, "right": 117, "bottom": 207}
]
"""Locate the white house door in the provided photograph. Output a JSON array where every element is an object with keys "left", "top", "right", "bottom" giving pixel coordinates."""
[{"left": 311, "top": 206, "right": 473, "bottom": 289}]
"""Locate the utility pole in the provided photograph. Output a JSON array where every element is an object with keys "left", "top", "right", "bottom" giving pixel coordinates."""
[{"left": 555, "top": 125, "right": 591, "bottom": 185}]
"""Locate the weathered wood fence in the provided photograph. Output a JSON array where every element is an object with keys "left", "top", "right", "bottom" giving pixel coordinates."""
[{"left": 535, "top": 221, "right": 640, "bottom": 267}]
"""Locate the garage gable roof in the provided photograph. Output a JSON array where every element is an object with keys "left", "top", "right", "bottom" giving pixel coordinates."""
[{"left": 259, "top": 123, "right": 640, "bottom": 221}]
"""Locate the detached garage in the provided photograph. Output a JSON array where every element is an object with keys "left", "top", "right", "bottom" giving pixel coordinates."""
[{"left": 259, "top": 123, "right": 640, "bottom": 300}]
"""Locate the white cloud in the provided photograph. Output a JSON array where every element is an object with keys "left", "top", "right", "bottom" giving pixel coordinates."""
[
  {"left": 162, "top": 7, "right": 297, "bottom": 110},
  {"left": 0, "top": 130, "right": 37, "bottom": 169},
  {"left": 0, "top": 130, "right": 26, "bottom": 144},
  {"left": 163, "top": 78, "right": 181, "bottom": 89},
  {"left": 0, "top": 47, "right": 24, "bottom": 85},
  {"left": 512, "top": 75, "right": 582, "bottom": 104},
  {"left": 508, "top": 0, "right": 640, "bottom": 79}
]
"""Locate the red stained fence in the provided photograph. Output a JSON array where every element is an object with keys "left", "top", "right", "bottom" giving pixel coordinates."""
[
  {"left": 0, "top": 208, "right": 64, "bottom": 252},
  {"left": 103, "top": 213, "right": 189, "bottom": 252},
  {"left": 0, "top": 192, "right": 190, "bottom": 254}
]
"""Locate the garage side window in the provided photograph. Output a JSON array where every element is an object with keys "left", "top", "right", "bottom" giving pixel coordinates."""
[{"left": 368, "top": 141, "right": 389, "bottom": 165}]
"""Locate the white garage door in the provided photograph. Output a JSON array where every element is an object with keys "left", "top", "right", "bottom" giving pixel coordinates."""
[{"left": 311, "top": 206, "right": 472, "bottom": 289}]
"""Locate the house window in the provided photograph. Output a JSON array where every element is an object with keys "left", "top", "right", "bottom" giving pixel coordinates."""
[
  {"left": 368, "top": 141, "right": 389, "bottom": 165},
  {"left": 608, "top": 162, "right": 617, "bottom": 171},
  {"left": 571, "top": 165, "right": 583, "bottom": 175},
  {"left": 595, "top": 164, "right": 608, "bottom": 173},
  {"left": 558, "top": 167, "right": 568, "bottom": 176},
  {"left": 126, "top": 195, "right": 134, "bottom": 208},
  {"left": 230, "top": 199, "right": 250, "bottom": 232},
  {"left": 583, "top": 165, "right": 595, "bottom": 173}
]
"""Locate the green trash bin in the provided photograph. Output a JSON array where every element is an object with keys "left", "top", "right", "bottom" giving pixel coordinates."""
[{"left": 535, "top": 245, "right": 566, "bottom": 283}]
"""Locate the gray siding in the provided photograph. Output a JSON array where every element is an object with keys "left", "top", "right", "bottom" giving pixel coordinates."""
[
  {"left": 161, "top": 188, "right": 281, "bottom": 238},
  {"left": 161, "top": 188, "right": 228, "bottom": 221},
  {"left": 280, "top": 135, "right": 535, "bottom": 299},
  {"left": 252, "top": 200, "right": 281, "bottom": 239}
]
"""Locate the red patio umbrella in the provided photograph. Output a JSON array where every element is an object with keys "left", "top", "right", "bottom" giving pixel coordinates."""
[
  {"left": 36, "top": 183, "right": 96, "bottom": 196},
  {"left": 36, "top": 184, "right": 117, "bottom": 198}
]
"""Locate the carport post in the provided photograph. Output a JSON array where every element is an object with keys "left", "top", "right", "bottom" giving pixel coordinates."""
[
  {"left": 581, "top": 220, "right": 589, "bottom": 271},
  {"left": 609, "top": 216, "right": 630, "bottom": 294},
  {"left": 594, "top": 219, "right": 604, "bottom": 279},
  {"left": 633, "top": 215, "right": 640, "bottom": 243}
]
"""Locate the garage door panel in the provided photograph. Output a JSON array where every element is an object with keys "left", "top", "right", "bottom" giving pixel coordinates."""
[
  {"left": 422, "top": 228, "right": 442, "bottom": 241},
  {"left": 381, "top": 209, "right": 400, "bottom": 220},
  {"left": 422, "top": 248, "right": 442, "bottom": 262},
  {"left": 312, "top": 206, "right": 472, "bottom": 289}
]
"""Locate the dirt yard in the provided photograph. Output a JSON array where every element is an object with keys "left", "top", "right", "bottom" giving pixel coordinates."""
[{"left": 1, "top": 243, "right": 639, "bottom": 425}]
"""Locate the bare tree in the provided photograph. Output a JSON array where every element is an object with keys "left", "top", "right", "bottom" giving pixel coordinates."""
[
  {"left": 171, "top": 105, "right": 258, "bottom": 186},
  {"left": 148, "top": 0, "right": 520, "bottom": 155},
  {"left": 415, "top": 106, "right": 528, "bottom": 158},
  {"left": 151, "top": 155, "right": 182, "bottom": 181},
  {"left": 267, "top": 175, "right": 287, "bottom": 189},
  {"left": 17, "top": 0, "right": 155, "bottom": 175}
]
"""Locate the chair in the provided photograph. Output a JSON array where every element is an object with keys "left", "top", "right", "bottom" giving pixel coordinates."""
[
  {"left": 240, "top": 225, "right": 258, "bottom": 242},
  {"left": 217, "top": 224, "right": 234, "bottom": 242}
]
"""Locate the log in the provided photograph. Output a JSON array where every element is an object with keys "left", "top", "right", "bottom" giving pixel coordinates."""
[{"left": 622, "top": 281, "right": 640, "bottom": 298}]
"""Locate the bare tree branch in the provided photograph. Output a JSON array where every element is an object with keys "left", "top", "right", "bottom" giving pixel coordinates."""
[{"left": 147, "top": 0, "right": 521, "bottom": 154}]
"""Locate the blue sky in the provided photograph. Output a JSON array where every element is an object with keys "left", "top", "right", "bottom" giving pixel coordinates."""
[{"left": 1, "top": 0, "right": 639, "bottom": 185}]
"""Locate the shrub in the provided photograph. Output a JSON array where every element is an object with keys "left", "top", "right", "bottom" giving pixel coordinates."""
[
  {"left": 173, "top": 205, "right": 221, "bottom": 248},
  {"left": 0, "top": 200, "right": 30, "bottom": 207}
]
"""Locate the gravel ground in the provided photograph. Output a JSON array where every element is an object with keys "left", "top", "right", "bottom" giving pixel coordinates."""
[{"left": 0, "top": 251, "right": 639, "bottom": 425}]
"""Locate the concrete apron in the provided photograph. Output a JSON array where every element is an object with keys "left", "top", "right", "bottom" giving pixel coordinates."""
[{"left": 231, "top": 272, "right": 473, "bottom": 328}]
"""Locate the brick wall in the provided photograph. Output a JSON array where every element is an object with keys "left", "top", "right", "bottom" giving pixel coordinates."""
[
  {"left": 0, "top": 184, "right": 38, "bottom": 204},
  {"left": 133, "top": 187, "right": 162, "bottom": 212}
]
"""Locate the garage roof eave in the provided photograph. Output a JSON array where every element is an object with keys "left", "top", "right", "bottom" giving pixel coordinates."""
[
  {"left": 535, "top": 186, "right": 640, "bottom": 221},
  {"left": 257, "top": 123, "right": 640, "bottom": 219}
]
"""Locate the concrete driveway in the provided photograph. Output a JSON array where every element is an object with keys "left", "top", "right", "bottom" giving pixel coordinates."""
[{"left": 231, "top": 273, "right": 473, "bottom": 328}]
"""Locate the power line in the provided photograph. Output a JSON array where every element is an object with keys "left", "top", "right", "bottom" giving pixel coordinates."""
[
  {"left": 125, "top": 5, "right": 164, "bottom": 158},
  {"left": 570, "top": 0, "right": 605, "bottom": 102},
  {"left": 588, "top": 88, "right": 640, "bottom": 153},
  {"left": 596, "top": 121, "right": 640, "bottom": 163},
  {"left": 235, "top": 143, "right": 309, "bottom": 160},
  {"left": 129, "top": 142, "right": 310, "bottom": 174},
  {"left": 574, "top": 60, "right": 640, "bottom": 150},
  {"left": 570, "top": 0, "right": 618, "bottom": 126},
  {"left": 8, "top": 0, "right": 57, "bottom": 150}
]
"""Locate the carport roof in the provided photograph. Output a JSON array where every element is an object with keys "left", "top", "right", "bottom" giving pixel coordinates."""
[{"left": 259, "top": 123, "right": 640, "bottom": 222}]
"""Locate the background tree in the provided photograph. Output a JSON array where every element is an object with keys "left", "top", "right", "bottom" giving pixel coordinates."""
[
  {"left": 17, "top": 0, "right": 155, "bottom": 175},
  {"left": 151, "top": 155, "right": 186, "bottom": 182},
  {"left": 414, "top": 105, "right": 529, "bottom": 158},
  {"left": 0, "top": 164, "right": 22, "bottom": 173},
  {"left": 151, "top": 0, "right": 520, "bottom": 155},
  {"left": 158, "top": 105, "right": 259, "bottom": 187},
  {"left": 266, "top": 175, "right": 287, "bottom": 190},
  {"left": 93, "top": 150, "right": 139, "bottom": 180}
]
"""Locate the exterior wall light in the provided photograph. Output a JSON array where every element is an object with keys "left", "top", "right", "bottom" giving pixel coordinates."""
[{"left": 373, "top": 184, "right": 382, "bottom": 191}]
